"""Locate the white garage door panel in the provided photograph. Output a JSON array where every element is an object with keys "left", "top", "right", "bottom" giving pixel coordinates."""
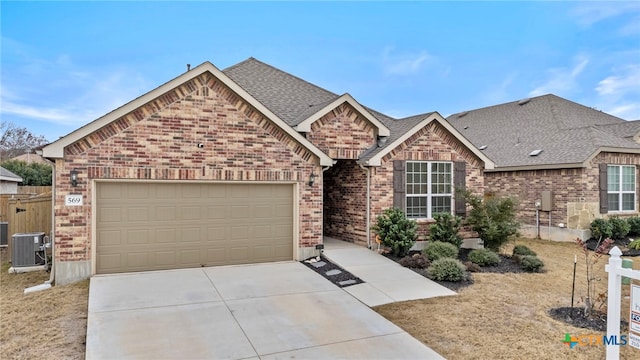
[{"left": 96, "top": 182, "right": 294, "bottom": 274}]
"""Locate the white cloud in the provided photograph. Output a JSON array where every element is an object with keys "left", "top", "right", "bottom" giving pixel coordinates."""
[
  {"left": 607, "top": 104, "right": 639, "bottom": 119},
  {"left": 619, "top": 16, "right": 640, "bottom": 36},
  {"left": 1, "top": 46, "right": 149, "bottom": 128},
  {"left": 596, "top": 65, "right": 640, "bottom": 95},
  {"left": 570, "top": 2, "right": 640, "bottom": 26},
  {"left": 483, "top": 72, "right": 518, "bottom": 103},
  {"left": 382, "top": 47, "right": 434, "bottom": 76},
  {"left": 570, "top": 2, "right": 640, "bottom": 35},
  {"left": 529, "top": 55, "right": 589, "bottom": 97}
]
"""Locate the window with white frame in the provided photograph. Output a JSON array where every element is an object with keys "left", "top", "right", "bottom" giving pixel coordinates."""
[
  {"left": 608, "top": 165, "right": 636, "bottom": 212},
  {"left": 406, "top": 161, "right": 452, "bottom": 218}
]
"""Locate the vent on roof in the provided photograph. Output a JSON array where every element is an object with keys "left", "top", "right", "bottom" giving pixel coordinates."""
[
  {"left": 479, "top": 145, "right": 487, "bottom": 150},
  {"left": 458, "top": 111, "right": 469, "bottom": 118},
  {"left": 518, "top": 98, "right": 531, "bottom": 106},
  {"left": 529, "top": 149, "right": 543, "bottom": 156}
]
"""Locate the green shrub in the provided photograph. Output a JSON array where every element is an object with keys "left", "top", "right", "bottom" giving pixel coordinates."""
[
  {"left": 424, "top": 241, "right": 459, "bottom": 261},
  {"left": 512, "top": 245, "right": 537, "bottom": 257},
  {"left": 609, "top": 217, "right": 631, "bottom": 240},
  {"left": 371, "top": 208, "right": 417, "bottom": 257},
  {"left": 399, "top": 253, "right": 429, "bottom": 268},
  {"left": 520, "top": 255, "right": 544, "bottom": 272},
  {"left": 427, "top": 258, "right": 467, "bottom": 282},
  {"left": 468, "top": 249, "right": 500, "bottom": 266},
  {"left": 428, "top": 213, "right": 463, "bottom": 248},
  {"left": 461, "top": 190, "right": 520, "bottom": 252},
  {"left": 464, "top": 261, "right": 482, "bottom": 273},
  {"left": 629, "top": 239, "right": 640, "bottom": 250},
  {"left": 590, "top": 218, "right": 613, "bottom": 240},
  {"left": 628, "top": 217, "right": 640, "bottom": 236}
]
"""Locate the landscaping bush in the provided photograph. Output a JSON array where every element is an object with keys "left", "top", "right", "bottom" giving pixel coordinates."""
[
  {"left": 513, "top": 244, "right": 537, "bottom": 257},
  {"left": 629, "top": 239, "right": 640, "bottom": 250},
  {"left": 371, "top": 208, "right": 417, "bottom": 257},
  {"left": 428, "top": 212, "right": 463, "bottom": 248},
  {"left": 424, "top": 241, "right": 459, "bottom": 261},
  {"left": 399, "top": 253, "right": 429, "bottom": 268},
  {"left": 590, "top": 218, "right": 613, "bottom": 240},
  {"left": 628, "top": 217, "right": 640, "bottom": 236},
  {"left": 609, "top": 217, "right": 630, "bottom": 240},
  {"left": 520, "top": 255, "right": 544, "bottom": 273},
  {"left": 464, "top": 261, "right": 482, "bottom": 273},
  {"left": 461, "top": 190, "right": 520, "bottom": 252},
  {"left": 468, "top": 249, "right": 500, "bottom": 266},
  {"left": 427, "top": 258, "right": 467, "bottom": 282}
]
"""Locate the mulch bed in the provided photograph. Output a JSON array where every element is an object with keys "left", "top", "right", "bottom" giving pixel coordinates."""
[
  {"left": 548, "top": 307, "right": 628, "bottom": 332},
  {"left": 585, "top": 237, "right": 640, "bottom": 256},
  {"left": 383, "top": 249, "right": 532, "bottom": 292},
  {"left": 301, "top": 256, "right": 364, "bottom": 288}
]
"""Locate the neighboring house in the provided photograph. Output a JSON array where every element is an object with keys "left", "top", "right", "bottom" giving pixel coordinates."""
[
  {"left": 0, "top": 166, "right": 23, "bottom": 194},
  {"left": 10, "top": 151, "right": 54, "bottom": 165},
  {"left": 447, "top": 94, "right": 640, "bottom": 241},
  {"left": 42, "top": 58, "right": 492, "bottom": 284}
]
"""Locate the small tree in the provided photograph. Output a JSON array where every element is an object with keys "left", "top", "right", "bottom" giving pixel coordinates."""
[
  {"left": 461, "top": 190, "right": 520, "bottom": 252},
  {"left": 576, "top": 237, "right": 614, "bottom": 317},
  {"left": 371, "top": 208, "right": 417, "bottom": 257},
  {"left": 429, "top": 212, "right": 463, "bottom": 247},
  {"left": 0, "top": 159, "right": 52, "bottom": 186}
]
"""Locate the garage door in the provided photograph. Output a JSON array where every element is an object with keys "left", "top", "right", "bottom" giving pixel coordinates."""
[{"left": 96, "top": 182, "right": 294, "bottom": 274}]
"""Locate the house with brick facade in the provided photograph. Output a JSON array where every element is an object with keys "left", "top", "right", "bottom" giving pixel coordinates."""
[
  {"left": 447, "top": 94, "right": 640, "bottom": 241},
  {"left": 42, "top": 58, "right": 493, "bottom": 284}
]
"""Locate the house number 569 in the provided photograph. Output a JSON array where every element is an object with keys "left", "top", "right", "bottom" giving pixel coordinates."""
[{"left": 65, "top": 194, "right": 83, "bottom": 206}]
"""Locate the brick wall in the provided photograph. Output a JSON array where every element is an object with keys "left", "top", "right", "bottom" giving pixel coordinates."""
[
  {"left": 323, "top": 160, "right": 367, "bottom": 245},
  {"left": 54, "top": 73, "right": 322, "bottom": 263},
  {"left": 484, "top": 151, "right": 640, "bottom": 232},
  {"left": 371, "top": 121, "right": 485, "bottom": 240},
  {"left": 306, "top": 102, "right": 377, "bottom": 159},
  {"left": 485, "top": 168, "right": 587, "bottom": 228}
]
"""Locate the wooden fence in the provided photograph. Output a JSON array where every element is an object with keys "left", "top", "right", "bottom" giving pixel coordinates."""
[
  {"left": 7, "top": 192, "right": 52, "bottom": 237},
  {"left": 0, "top": 187, "right": 52, "bottom": 262}
]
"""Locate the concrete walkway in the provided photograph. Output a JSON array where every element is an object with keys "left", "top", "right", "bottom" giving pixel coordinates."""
[{"left": 323, "top": 237, "right": 456, "bottom": 307}]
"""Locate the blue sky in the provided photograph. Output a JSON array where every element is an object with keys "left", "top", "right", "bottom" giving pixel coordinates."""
[{"left": 1, "top": 1, "right": 639, "bottom": 142}]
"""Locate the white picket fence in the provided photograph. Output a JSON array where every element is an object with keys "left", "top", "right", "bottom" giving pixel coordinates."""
[{"left": 605, "top": 246, "right": 640, "bottom": 360}]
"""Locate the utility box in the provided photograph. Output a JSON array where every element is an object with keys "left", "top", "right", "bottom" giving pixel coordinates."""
[
  {"left": 0, "top": 222, "right": 7, "bottom": 246},
  {"left": 540, "top": 191, "right": 553, "bottom": 211},
  {"left": 11, "top": 232, "right": 46, "bottom": 267}
]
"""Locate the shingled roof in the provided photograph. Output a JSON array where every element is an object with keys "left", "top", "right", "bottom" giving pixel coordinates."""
[
  {"left": 447, "top": 94, "right": 640, "bottom": 170},
  {"left": 222, "top": 58, "right": 491, "bottom": 167}
]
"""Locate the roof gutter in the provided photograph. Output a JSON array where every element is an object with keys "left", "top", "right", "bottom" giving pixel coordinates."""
[{"left": 486, "top": 147, "right": 640, "bottom": 173}]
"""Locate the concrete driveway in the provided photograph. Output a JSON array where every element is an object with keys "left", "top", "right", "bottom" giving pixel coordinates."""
[{"left": 86, "top": 261, "right": 444, "bottom": 359}]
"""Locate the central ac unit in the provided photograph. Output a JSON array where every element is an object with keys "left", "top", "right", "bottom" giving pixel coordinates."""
[{"left": 11, "top": 232, "right": 46, "bottom": 267}]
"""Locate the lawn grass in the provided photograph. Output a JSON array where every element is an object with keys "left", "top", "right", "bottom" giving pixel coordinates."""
[
  {"left": 375, "top": 238, "right": 638, "bottom": 359},
  {"left": 0, "top": 248, "right": 89, "bottom": 359},
  {"left": 1, "top": 239, "right": 639, "bottom": 359}
]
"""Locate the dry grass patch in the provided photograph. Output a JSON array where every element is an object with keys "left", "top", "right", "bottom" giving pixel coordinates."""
[
  {"left": 376, "top": 238, "right": 638, "bottom": 359},
  {"left": 0, "top": 248, "right": 88, "bottom": 359}
]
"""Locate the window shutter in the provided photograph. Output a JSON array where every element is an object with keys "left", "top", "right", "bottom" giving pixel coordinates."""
[
  {"left": 393, "top": 160, "right": 406, "bottom": 210},
  {"left": 599, "top": 163, "right": 608, "bottom": 214},
  {"left": 454, "top": 161, "right": 466, "bottom": 217}
]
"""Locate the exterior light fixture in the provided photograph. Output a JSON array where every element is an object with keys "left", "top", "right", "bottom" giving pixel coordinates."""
[
  {"left": 308, "top": 171, "right": 316, "bottom": 186},
  {"left": 70, "top": 169, "right": 79, "bottom": 187}
]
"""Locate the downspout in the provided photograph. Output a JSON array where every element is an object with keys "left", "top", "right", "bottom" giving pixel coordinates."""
[
  {"left": 358, "top": 164, "right": 371, "bottom": 249},
  {"left": 24, "top": 162, "right": 55, "bottom": 294},
  {"left": 45, "top": 163, "right": 55, "bottom": 285}
]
